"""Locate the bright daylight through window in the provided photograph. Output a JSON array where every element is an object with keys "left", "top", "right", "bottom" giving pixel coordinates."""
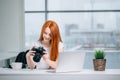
[{"left": 24, "top": 0, "right": 120, "bottom": 69}]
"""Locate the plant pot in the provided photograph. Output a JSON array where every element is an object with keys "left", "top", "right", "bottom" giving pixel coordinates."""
[{"left": 93, "top": 59, "right": 106, "bottom": 71}]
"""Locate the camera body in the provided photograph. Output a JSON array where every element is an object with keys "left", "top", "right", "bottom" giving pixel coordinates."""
[{"left": 32, "top": 46, "right": 46, "bottom": 62}]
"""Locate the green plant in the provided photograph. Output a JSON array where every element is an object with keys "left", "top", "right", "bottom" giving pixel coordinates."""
[{"left": 94, "top": 50, "right": 105, "bottom": 59}]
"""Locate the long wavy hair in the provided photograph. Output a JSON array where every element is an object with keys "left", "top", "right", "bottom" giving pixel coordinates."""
[{"left": 39, "top": 20, "right": 62, "bottom": 61}]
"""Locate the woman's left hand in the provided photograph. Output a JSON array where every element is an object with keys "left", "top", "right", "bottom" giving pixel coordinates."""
[{"left": 43, "top": 51, "right": 49, "bottom": 61}]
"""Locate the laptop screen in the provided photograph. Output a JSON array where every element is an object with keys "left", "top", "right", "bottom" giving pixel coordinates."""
[{"left": 55, "top": 51, "right": 86, "bottom": 72}]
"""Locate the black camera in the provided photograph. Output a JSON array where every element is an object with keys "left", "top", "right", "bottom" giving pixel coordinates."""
[{"left": 32, "top": 46, "right": 46, "bottom": 62}]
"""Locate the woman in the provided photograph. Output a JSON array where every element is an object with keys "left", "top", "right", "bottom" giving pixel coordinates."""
[{"left": 26, "top": 20, "right": 64, "bottom": 69}]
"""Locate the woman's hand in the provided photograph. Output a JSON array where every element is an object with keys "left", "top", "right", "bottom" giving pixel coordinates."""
[
  {"left": 42, "top": 51, "right": 57, "bottom": 69},
  {"left": 26, "top": 48, "right": 36, "bottom": 58},
  {"left": 43, "top": 51, "right": 49, "bottom": 61},
  {"left": 26, "top": 47, "right": 36, "bottom": 69}
]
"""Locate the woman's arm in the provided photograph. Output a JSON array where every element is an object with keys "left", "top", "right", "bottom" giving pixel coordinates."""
[
  {"left": 43, "top": 54, "right": 57, "bottom": 68},
  {"left": 26, "top": 49, "right": 36, "bottom": 69},
  {"left": 43, "top": 47, "right": 64, "bottom": 69}
]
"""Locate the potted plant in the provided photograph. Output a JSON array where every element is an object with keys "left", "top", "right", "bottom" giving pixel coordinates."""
[{"left": 93, "top": 49, "right": 106, "bottom": 71}]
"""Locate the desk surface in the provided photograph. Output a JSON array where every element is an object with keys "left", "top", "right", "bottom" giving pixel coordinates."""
[
  {"left": 0, "top": 68, "right": 120, "bottom": 75},
  {"left": 0, "top": 68, "right": 120, "bottom": 80}
]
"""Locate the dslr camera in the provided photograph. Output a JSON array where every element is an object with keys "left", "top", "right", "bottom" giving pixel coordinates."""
[{"left": 32, "top": 46, "right": 46, "bottom": 62}]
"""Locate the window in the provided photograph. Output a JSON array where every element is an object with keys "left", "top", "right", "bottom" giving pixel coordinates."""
[
  {"left": 24, "top": 0, "right": 120, "bottom": 69},
  {"left": 25, "top": 13, "right": 45, "bottom": 48}
]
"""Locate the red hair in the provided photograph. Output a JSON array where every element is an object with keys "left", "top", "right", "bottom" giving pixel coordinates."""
[{"left": 39, "top": 20, "right": 62, "bottom": 61}]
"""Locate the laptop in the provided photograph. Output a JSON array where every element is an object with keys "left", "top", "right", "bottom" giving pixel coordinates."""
[{"left": 55, "top": 51, "right": 86, "bottom": 72}]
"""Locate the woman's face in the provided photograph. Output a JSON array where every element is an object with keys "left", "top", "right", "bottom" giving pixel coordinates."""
[{"left": 43, "top": 27, "right": 51, "bottom": 42}]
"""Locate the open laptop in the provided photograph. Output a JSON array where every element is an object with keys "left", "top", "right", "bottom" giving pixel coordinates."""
[{"left": 55, "top": 51, "right": 86, "bottom": 73}]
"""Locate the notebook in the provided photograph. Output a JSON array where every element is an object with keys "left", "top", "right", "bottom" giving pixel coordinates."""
[{"left": 55, "top": 51, "right": 86, "bottom": 72}]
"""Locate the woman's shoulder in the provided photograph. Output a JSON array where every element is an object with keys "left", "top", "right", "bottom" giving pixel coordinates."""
[
  {"left": 59, "top": 42, "right": 64, "bottom": 48},
  {"left": 58, "top": 42, "right": 64, "bottom": 52}
]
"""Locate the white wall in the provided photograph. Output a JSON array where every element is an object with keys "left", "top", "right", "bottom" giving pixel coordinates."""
[{"left": 0, "top": 0, "right": 25, "bottom": 52}]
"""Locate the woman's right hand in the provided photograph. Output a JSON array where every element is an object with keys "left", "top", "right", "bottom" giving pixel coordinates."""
[
  {"left": 26, "top": 48, "right": 36, "bottom": 57},
  {"left": 26, "top": 47, "right": 36, "bottom": 69}
]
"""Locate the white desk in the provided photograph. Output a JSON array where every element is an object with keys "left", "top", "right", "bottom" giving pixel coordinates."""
[{"left": 0, "top": 68, "right": 120, "bottom": 80}]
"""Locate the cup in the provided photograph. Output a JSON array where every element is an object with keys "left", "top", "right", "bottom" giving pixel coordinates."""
[{"left": 11, "top": 62, "right": 22, "bottom": 70}]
